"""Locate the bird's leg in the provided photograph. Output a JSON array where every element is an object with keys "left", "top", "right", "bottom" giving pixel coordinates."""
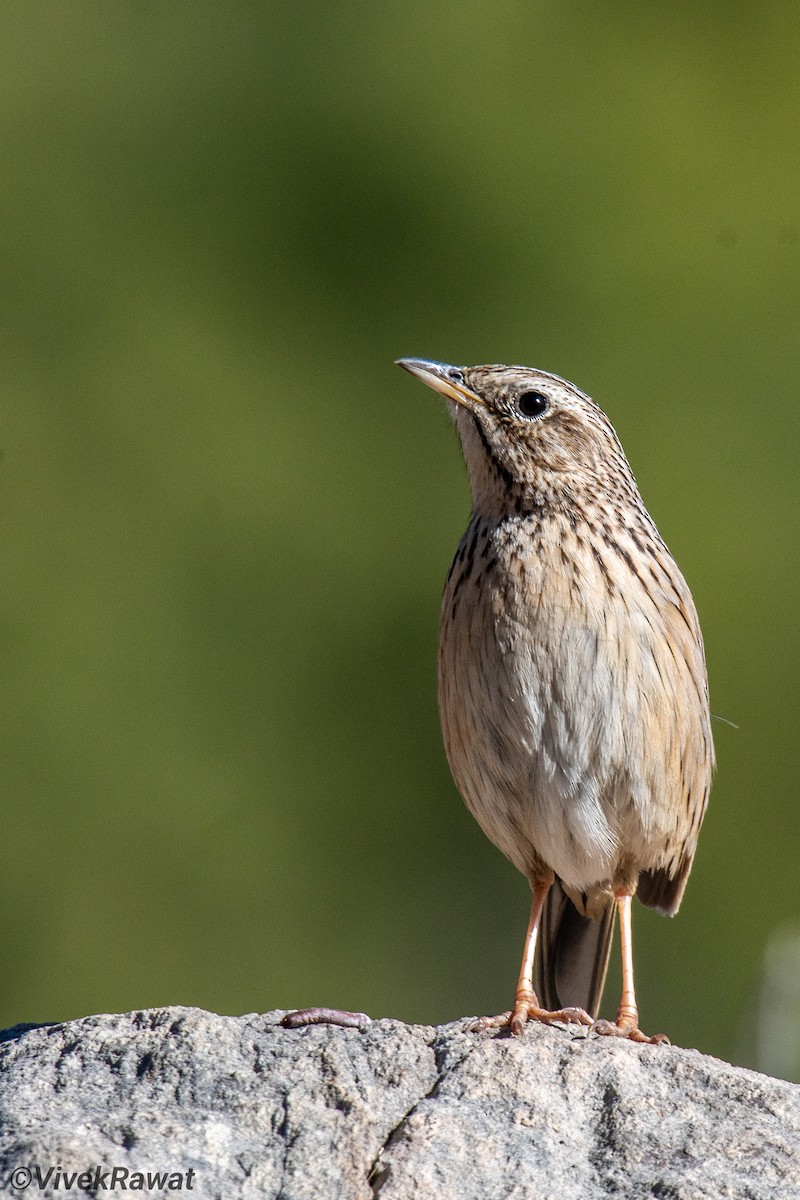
[
  {"left": 468, "top": 882, "right": 593, "bottom": 1035},
  {"left": 592, "top": 891, "right": 669, "bottom": 1045}
]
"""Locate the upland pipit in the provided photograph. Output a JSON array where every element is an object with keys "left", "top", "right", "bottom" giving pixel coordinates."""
[
  {"left": 282, "top": 357, "right": 714, "bottom": 1045},
  {"left": 396, "top": 358, "right": 714, "bottom": 1044}
]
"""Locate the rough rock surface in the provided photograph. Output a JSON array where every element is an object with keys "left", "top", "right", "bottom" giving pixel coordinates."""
[{"left": 0, "top": 1006, "right": 799, "bottom": 1198}]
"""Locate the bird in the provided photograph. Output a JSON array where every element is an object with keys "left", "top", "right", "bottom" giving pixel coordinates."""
[{"left": 395, "top": 357, "right": 715, "bottom": 1044}]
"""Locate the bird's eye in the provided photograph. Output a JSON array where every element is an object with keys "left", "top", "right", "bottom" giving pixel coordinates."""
[{"left": 517, "top": 391, "right": 549, "bottom": 419}]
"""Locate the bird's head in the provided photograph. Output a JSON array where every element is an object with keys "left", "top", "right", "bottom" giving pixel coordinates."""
[{"left": 397, "top": 358, "right": 636, "bottom": 517}]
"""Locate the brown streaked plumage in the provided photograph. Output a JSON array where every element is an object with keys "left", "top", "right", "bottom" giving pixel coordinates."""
[{"left": 397, "top": 357, "right": 714, "bottom": 1043}]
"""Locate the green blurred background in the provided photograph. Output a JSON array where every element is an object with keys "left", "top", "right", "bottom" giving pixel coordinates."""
[{"left": 0, "top": 3, "right": 798, "bottom": 1073}]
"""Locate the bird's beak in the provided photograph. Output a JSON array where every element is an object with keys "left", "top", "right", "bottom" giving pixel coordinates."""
[{"left": 395, "top": 358, "right": 481, "bottom": 409}]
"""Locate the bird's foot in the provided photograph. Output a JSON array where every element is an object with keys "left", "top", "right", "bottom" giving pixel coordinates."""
[
  {"left": 280, "top": 1007, "right": 371, "bottom": 1030},
  {"left": 591, "top": 1016, "right": 669, "bottom": 1045},
  {"left": 466, "top": 990, "right": 592, "bottom": 1037}
]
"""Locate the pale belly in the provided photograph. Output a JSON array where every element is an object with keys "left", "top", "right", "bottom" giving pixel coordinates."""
[{"left": 437, "top": 526, "right": 702, "bottom": 892}]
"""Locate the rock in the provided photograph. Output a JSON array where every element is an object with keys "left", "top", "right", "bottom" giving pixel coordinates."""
[{"left": 0, "top": 1006, "right": 798, "bottom": 1198}]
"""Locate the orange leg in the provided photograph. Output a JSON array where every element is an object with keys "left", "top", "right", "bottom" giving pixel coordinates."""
[
  {"left": 468, "top": 883, "right": 592, "bottom": 1035},
  {"left": 592, "top": 891, "right": 669, "bottom": 1045}
]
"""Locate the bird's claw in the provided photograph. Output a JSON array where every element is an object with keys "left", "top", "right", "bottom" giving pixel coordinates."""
[
  {"left": 467, "top": 993, "right": 592, "bottom": 1036},
  {"left": 591, "top": 1017, "right": 669, "bottom": 1045},
  {"left": 464, "top": 1010, "right": 513, "bottom": 1033}
]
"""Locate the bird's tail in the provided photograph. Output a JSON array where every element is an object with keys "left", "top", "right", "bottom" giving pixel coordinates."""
[{"left": 535, "top": 879, "right": 614, "bottom": 1019}]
